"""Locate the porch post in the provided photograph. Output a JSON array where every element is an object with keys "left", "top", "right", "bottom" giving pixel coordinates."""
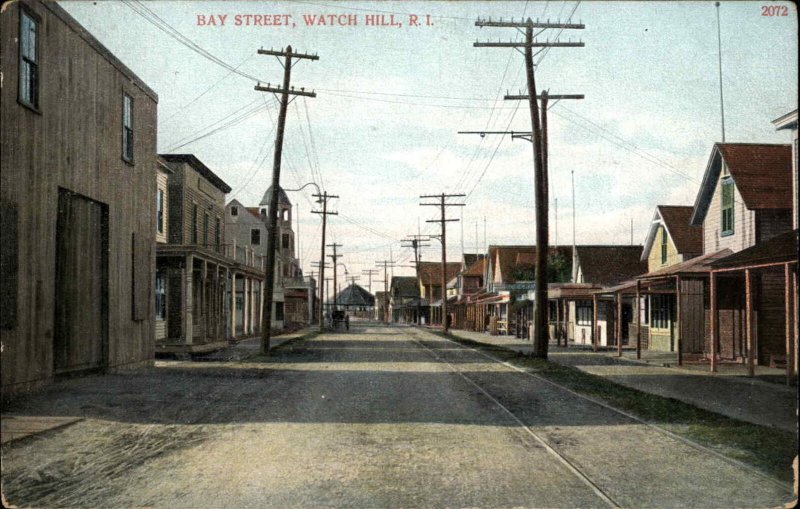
[
  {"left": 184, "top": 254, "right": 194, "bottom": 344},
  {"left": 710, "top": 270, "right": 718, "bottom": 373},
  {"left": 592, "top": 294, "right": 598, "bottom": 352},
  {"left": 636, "top": 281, "right": 642, "bottom": 360},
  {"left": 563, "top": 299, "right": 569, "bottom": 348},
  {"left": 202, "top": 260, "right": 208, "bottom": 342},
  {"left": 745, "top": 269, "right": 755, "bottom": 378},
  {"left": 676, "top": 275, "right": 683, "bottom": 367},
  {"left": 785, "top": 263, "right": 796, "bottom": 385},
  {"left": 616, "top": 291, "right": 623, "bottom": 357},
  {"left": 556, "top": 298, "right": 561, "bottom": 346},
  {"left": 230, "top": 271, "right": 237, "bottom": 340}
]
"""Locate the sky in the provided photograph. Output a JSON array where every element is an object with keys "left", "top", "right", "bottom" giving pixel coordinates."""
[{"left": 60, "top": 0, "right": 798, "bottom": 285}]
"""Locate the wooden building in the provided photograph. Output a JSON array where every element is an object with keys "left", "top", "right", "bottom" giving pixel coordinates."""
[
  {"left": 632, "top": 205, "right": 704, "bottom": 352},
  {"left": 548, "top": 246, "right": 646, "bottom": 348},
  {"left": 390, "top": 276, "right": 421, "bottom": 323},
  {"left": 1, "top": 0, "right": 158, "bottom": 396},
  {"left": 690, "top": 143, "right": 793, "bottom": 368},
  {"left": 417, "top": 261, "right": 462, "bottom": 326},
  {"left": 155, "top": 154, "right": 264, "bottom": 353}
]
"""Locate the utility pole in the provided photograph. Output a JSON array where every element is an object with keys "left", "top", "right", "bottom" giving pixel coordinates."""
[
  {"left": 402, "top": 234, "right": 431, "bottom": 324},
  {"left": 311, "top": 191, "right": 338, "bottom": 331},
  {"left": 475, "top": 17, "right": 584, "bottom": 359},
  {"left": 327, "top": 243, "right": 343, "bottom": 312},
  {"left": 421, "top": 193, "right": 466, "bottom": 334},
  {"left": 375, "top": 259, "right": 397, "bottom": 324},
  {"left": 362, "top": 269, "right": 379, "bottom": 294},
  {"left": 255, "top": 45, "right": 318, "bottom": 355}
]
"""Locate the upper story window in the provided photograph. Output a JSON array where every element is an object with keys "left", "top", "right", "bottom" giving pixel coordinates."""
[
  {"left": 660, "top": 226, "right": 668, "bottom": 264},
  {"left": 282, "top": 233, "right": 291, "bottom": 250},
  {"left": 122, "top": 94, "right": 134, "bottom": 162},
  {"left": 203, "top": 212, "right": 209, "bottom": 246},
  {"left": 156, "top": 189, "right": 165, "bottom": 234},
  {"left": 231, "top": 206, "right": 238, "bottom": 217},
  {"left": 19, "top": 9, "right": 39, "bottom": 109},
  {"left": 191, "top": 204, "right": 198, "bottom": 244},
  {"left": 215, "top": 217, "right": 221, "bottom": 248},
  {"left": 721, "top": 178, "right": 734, "bottom": 236},
  {"left": 251, "top": 229, "right": 261, "bottom": 245}
]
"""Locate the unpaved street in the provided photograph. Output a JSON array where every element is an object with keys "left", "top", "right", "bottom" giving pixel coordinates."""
[{"left": 1, "top": 324, "right": 793, "bottom": 508}]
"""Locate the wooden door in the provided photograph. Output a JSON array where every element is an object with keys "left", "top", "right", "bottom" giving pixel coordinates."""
[{"left": 54, "top": 189, "right": 108, "bottom": 374}]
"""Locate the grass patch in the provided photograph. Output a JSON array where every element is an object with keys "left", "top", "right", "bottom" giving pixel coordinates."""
[
  {"left": 245, "top": 330, "right": 320, "bottom": 362},
  {"left": 437, "top": 332, "right": 796, "bottom": 484}
]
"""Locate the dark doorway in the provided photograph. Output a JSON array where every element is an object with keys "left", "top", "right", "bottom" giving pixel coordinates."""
[{"left": 54, "top": 189, "right": 109, "bottom": 374}]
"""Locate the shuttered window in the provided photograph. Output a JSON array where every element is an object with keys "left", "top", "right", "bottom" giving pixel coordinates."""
[
  {"left": 156, "top": 189, "right": 165, "bottom": 234},
  {"left": 660, "top": 226, "right": 668, "bottom": 264}
]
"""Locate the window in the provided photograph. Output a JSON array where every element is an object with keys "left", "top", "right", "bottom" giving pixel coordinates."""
[
  {"left": 191, "top": 204, "right": 198, "bottom": 244},
  {"left": 19, "top": 10, "right": 39, "bottom": 109},
  {"left": 231, "top": 206, "right": 238, "bottom": 217},
  {"left": 155, "top": 272, "right": 166, "bottom": 320},
  {"left": 275, "top": 302, "right": 284, "bottom": 321},
  {"left": 156, "top": 189, "right": 165, "bottom": 234},
  {"left": 576, "top": 300, "right": 593, "bottom": 326},
  {"left": 721, "top": 178, "right": 734, "bottom": 236},
  {"left": 651, "top": 294, "right": 673, "bottom": 329},
  {"left": 660, "top": 226, "right": 668, "bottom": 264},
  {"left": 122, "top": 94, "right": 134, "bottom": 162},
  {"left": 282, "top": 233, "right": 290, "bottom": 250},
  {"left": 251, "top": 229, "right": 261, "bottom": 245},
  {"left": 203, "top": 212, "right": 209, "bottom": 246},
  {"left": 215, "top": 217, "right": 221, "bottom": 248}
]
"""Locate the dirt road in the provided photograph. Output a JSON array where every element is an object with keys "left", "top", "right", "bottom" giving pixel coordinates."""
[{"left": 1, "top": 324, "right": 793, "bottom": 508}]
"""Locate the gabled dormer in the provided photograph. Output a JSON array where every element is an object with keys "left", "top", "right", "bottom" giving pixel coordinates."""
[{"left": 690, "top": 143, "right": 792, "bottom": 254}]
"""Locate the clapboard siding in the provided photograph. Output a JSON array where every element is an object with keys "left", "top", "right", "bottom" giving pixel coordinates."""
[
  {"left": 703, "top": 164, "right": 756, "bottom": 254},
  {"left": 1, "top": 0, "right": 157, "bottom": 395}
]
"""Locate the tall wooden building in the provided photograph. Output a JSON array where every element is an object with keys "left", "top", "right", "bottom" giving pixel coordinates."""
[{"left": 1, "top": 0, "right": 158, "bottom": 396}]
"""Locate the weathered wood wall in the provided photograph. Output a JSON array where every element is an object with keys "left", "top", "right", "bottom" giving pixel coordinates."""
[{"left": 1, "top": 0, "right": 157, "bottom": 395}]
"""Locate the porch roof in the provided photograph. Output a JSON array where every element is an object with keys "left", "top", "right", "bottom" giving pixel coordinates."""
[{"left": 709, "top": 229, "right": 798, "bottom": 271}]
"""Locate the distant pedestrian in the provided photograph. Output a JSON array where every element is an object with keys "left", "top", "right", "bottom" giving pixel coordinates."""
[{"left": 345, "top": 314, "right": 350, "bottom": 330}]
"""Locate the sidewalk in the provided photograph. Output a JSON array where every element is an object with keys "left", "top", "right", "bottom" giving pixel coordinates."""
[
  {"left": 445, "top": 328, "right": 798, "bottom": 433},
  {"left": 187, "top": 327, "right": 315, "bottom": 362}
]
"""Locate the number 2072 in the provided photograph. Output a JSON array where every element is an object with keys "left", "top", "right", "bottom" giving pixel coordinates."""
[{"left": 761, "top": 5, "right": 789, "bottom": 16}]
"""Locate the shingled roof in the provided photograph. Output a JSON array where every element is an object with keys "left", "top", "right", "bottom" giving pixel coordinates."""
[
  {"left": 259, "top": 185, "right": 292, "bottom": 207},
  {"left": 418, "top": 261, "right": 462, "bottom": 285},
  {"left": 462, "top": 257, "right": 486, "bottom": 277},
  {"left": 575, "top": 245, "right": 647, "bottom": 286},
  {"left": 710, "top": 229, "right": 798, "bottom": 269},
  {"left": 334, "top": 284, "right": 375, "bottom": 307},
  {"left": 489, "top": 245, "right": 572, "bottom": 284},
  {"left": 691, "top": 143, "right": 792, "bottom": 225},
  {"left": 642, "top": 205, "right": 703, "bottom": 260}
]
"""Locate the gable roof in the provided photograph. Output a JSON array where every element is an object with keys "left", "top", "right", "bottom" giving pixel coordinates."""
[
  {"left": 259, "top": 185, "right": 292, "bottom": 207},
  {"left": 462, "top": 257, "right": 486, "bottom": 277},
  {"left": 418, "top": 261, "right": 462, "bottom": 285},
  {"left": 575, "top": 245, "right": 647, "bottom": 286},
  {"left": 642, "top": 205, "right": 703, "bottom": 260},
  {"left": 691, "top": 143, "right": 792, "bottom": 225},
  {"left": 489, "top": 245, "right": 572, "bottom": 284},
  {"left": 159, "top": 154, "right": 232, "bottom": 193}
]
